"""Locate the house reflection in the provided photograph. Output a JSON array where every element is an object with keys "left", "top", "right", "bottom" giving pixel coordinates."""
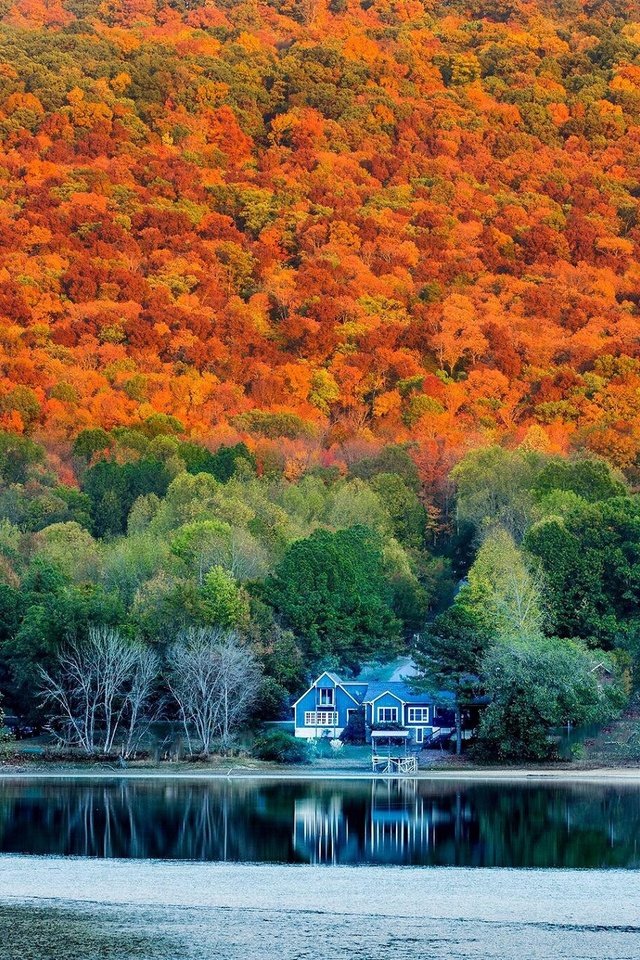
[
  {"left": 293, "top": 780, "right": 472, "bottom": 864},
  {"left": 293, "top": 794, "right": 356, "bottom": 864}
]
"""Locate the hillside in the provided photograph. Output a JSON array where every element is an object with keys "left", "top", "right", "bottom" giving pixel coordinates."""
[{"left": 1, "top": 0, "right": 640, "bottom": 482}]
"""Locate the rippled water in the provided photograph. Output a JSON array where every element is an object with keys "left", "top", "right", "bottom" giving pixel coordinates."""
[{"left": 0, "top": 777, "right": 639, "bottom": 868}]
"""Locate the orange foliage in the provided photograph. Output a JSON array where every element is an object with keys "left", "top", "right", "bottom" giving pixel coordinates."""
[{"left": 1, "top": 0, "right": 640, "bottom": 474}]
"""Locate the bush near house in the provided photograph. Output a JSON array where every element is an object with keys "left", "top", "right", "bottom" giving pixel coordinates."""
[
  {"left": 340, "top": 706, "right": 367, "bottom": 745},
  {"left": 253, "top": 730, "right": 309, "bottom": 764}
]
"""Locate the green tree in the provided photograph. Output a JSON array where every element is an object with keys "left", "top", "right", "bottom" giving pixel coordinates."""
[
  {"left": 0, "top": 432, "right": 44, "bottom": 485},
  {"left": 181, "top": 441, "right": 256, "bottom": 482},
  {"left": 263, "top": 525, "right": 401, "bottom": 672},
  {"left": 350, "top": 444, "right": 421, "bottom": 491},
  {"left": 171, "top": 519, "right": 231, "bottom": 584},
  {"left": 414, "top": 598, "right": 491, "bottom": 753},
  {"left": 525, "top": 497, "right": 640, "bottom": 650},
  {"left": 101, "top": 532, "right": 170, "bottom": 607},
  {"left": 200, "top": 566, "right": 248, "bottom": 628},
  {"left": 4, "top": 387, "right": 40, "bottom": 431},
  {"left": 325, "top": 480, "right": 392, "bottom": 536},
  {"left": 25, "top": 486, "right": 92, "bottom": 533},
  {"left": 467, "top": 528, "right": 546, "bottom": 641},
  {"left": 533, "top": 457, "right": 626, "bottom": 504},
  {"left": 479, "top": 637, "right": 619, "bottom": 761},
  {"left": 33, "top": 522, "right": 101, "bottom": 583},
  {"left": 2, "top": 559, "right": 124, "bottom": 720},
  {"left": 369, "top": 473, "right": 426, "bottom": 548},
  {"left": 453, "top": 446, "right": 543, "bottom": 542},
  {"left": 72, "top": 428, "right": 113, "bottom": 464},
  {"left": 83, "top": 459, "right": 171, "bottom": 537}
]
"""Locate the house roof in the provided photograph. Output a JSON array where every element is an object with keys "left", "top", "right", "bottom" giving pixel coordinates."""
[
  {"left": 363, "top": 681, "right": 454, "bottom": 704},
  {"left": 292, "top": 669, "right": 483, "bottom": 711},
  {"left": 291, "top": 670, "right": 361, "bottom": 708},
  {"left": 323, "top": 672, "right": 342, "bottom": 684}
]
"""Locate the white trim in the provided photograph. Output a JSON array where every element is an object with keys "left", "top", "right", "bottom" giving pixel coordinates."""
[
  {"left": 415, "top": 727, "right": 424, "bottom": 744},
  {"left": 317, "top": 687, "right": 335, "bottom": 707},
  {"left": 377, "top": 706, "right": 399, "bottom": 724},
  {"left": 291, "top": 672, "right": 334, "bottom": 708},
  {"left": 303, "top": 711, "right": 339, "bottom": 727},
  {"left": 371, "top": 728, "right": 409, "bottom": 738},
  {"left": 332, "top": 683, "right": 359, "bottom": 705},
  {"left": 295, "top": 726, "right": 344, "bottom": 739},
  {"left": 407, "top": 707, "right": 430, "bottom": 724},
  {"left": 292, "top": 672, "right": 359, "bottom": 709},
  {"left": 368, "top": 690, "right": 405, "bottom": 706},
  {"left": 292, "top": 684, "right": 317, "bottom": 710}
]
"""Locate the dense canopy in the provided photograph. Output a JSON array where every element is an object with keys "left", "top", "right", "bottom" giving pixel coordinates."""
[{"left": 2, "top": 0, "right": 640, "bottom": 484}]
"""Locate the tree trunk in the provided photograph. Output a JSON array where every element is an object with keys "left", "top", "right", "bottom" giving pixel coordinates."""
[{"left": 455, "top": 705, "right": 462, "bottom": 755}]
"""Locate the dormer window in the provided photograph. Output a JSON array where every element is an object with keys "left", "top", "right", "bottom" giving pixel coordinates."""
[{"left": 317, "top": 687, "right": 334, "bottom": 706}]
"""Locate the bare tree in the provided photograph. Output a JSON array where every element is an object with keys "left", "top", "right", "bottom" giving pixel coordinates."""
[
  {"left": 122, "top": 645, "right": 162, "bottom": 758},
  {"left": 40, "top": 626, "right": 160, "bottom": 757},
  {"left": 167, "top": 628, "right": 262, "bottom": 754}
]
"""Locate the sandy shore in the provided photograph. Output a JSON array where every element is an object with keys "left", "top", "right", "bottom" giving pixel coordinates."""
[
  {"left": 1, "top": 764, "right": 640, "bottom": 782},
  {"left": 2, "top": 857, "right": 639, "bottom": 959}
]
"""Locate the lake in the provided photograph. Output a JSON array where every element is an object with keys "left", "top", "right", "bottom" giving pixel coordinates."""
[{"left": 0, "top": 776, "right": 639, "bottom": 869}]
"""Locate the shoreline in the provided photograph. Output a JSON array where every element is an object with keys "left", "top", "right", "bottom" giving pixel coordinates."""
[
  {"left": 1, "top": 856, "right": 639, "bottom": 960},
  {"left": 3, "top": 855, "right": 640, "bottom": 909},
  {"left": 1, "top": 764, "right": 640, "bottom": 783}
]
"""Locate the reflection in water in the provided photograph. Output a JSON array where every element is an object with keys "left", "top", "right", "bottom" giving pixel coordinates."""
[
  {"left": 0, "top": 777, "right": 639, "bottom": 868},
  {"left": 293, "top": 780, "right": 436, "bottom": 864}
]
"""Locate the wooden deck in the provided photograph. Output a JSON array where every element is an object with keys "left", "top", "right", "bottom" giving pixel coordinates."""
[{"left": 371, "top": 755, "right": 418, "bottom": 775}]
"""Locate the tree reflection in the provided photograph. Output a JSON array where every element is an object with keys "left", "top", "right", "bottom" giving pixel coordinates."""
[{"left": 0, "top": 778, "right": 638, "bottom": 868}]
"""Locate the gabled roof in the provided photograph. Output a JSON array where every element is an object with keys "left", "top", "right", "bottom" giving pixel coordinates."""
[
  {"left": 291, "top": 671, "right": 360, "bottom": 708},
  {"left": 340, "top": 681, "right": 368, "bottom": 702},
  {"left": 364, "top": 681, "right": 438, "bottom": 705},
  {"left": 292, "top": 671, "right": 467, "bottom": 712}
]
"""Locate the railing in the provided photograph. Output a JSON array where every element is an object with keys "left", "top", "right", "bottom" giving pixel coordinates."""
[
  {"left": 424, "top": 726, "right": 453, "bottom": 746},
  {"left": 372, "top": 755, "right": 418, "bottom": 775}
]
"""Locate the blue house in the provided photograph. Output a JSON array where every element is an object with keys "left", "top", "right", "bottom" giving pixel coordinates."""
[{"left": 292, "top": 670, "right": 456, "bottom": 745}]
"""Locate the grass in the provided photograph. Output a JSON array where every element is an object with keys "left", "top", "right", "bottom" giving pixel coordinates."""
[{"left": 580, "top": 695, "right": 640, "bottom": 766}]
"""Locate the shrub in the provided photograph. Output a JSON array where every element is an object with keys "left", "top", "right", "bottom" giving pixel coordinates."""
[
  {"left": 340, "top": 705, "right": 366, "bottom": 744},
  {"left": 253, "top": 730, "right": 309, "bottom": 764}
]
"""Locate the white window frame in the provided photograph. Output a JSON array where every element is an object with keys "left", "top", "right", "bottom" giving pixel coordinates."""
[
  {"left": 407, "top": 707, "right": 430, "bottom": 724},
  {"left": 415, "top": 728, "right": 424, "bottom": 744},
  {"left": 304, "top": 711, "right": 339, "bottom": 727},
  {"left": 377, "top": 706, "right": 398, "bottom": 724},
  {"left": 317, "top": 687, "right": 335, "bottom": 707}
]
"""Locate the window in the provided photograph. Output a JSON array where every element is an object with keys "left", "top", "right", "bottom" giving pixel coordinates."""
[
  {"left": 317, "top": 687, "right": 334, "bottom": 707},
  {"left": 377, "top": 707, "right": 398, "bottom": 724},
  {"left": 408, "top": 707, "right": 430, "bottom": 724},
  {"left": 304, "top": 711, "right": 339, "bottom": 727}
]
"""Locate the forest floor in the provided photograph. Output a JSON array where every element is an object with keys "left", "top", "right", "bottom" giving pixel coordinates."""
[{"left": 1, "top": 857, "right": 639, "bottom": 960}]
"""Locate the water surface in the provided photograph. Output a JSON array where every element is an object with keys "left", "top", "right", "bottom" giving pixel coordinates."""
[{"left": 0, "top": 777, "right": 638, "bottom": 868}]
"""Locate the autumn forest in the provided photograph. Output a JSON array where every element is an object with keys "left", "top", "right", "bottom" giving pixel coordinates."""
[
  {"left": 1, "top": 0, "right": 640, "bottom": 759},
  {"left": 2, "top": 0, "right": 640, "bottom": 471}
]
